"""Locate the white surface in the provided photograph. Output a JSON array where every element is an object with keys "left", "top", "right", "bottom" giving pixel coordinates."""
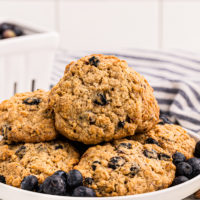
[
  {"left": 163, "top": 1, "right": 200, "bottom": 52},
  {"left": 59, "top": 0, "right": 159, "bottom": 50},
  {"left": 0, "top": 19, "right": 59, "bottom": 101},
  {"left": 0, "top": 130, "right": 199, "bottom": 200}
]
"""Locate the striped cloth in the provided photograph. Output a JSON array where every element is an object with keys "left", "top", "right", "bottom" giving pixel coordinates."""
[{"left": 51, "top": 49, "right": 200, "bottom": 135}]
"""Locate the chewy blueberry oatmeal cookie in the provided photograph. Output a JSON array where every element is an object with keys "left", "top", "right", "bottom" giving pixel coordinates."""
[
  {"left": 0, "top": 90, "right": 57, "bottom": 143},
  {"left": 75, "top": 139, "right": 175, "bottom": 197},
  {"left": 0, "top": 140, "right": 79, "bottom": 187},
  {"left": 131, "top": 124, "right": 196, "bottom": 159},
  {"left": 49, "top": 54, "right": 159, "bottom": 144}
]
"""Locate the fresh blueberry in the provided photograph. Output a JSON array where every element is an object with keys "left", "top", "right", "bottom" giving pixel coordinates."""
[
  {"left": 66, "top": 170, "right": 83, "bottom": 188},
  {"left": 194, "top": 141, "right": 200, "bottom": 158},
  {"left": 0, "top": 175, "right": 6, "bottom": 184},
  {"left": 0, "top": 23, "right": 13, "bottom": 34},
  {"left": 72, "top": 186, "right": 96, "bottom": 197},
  {"left": 187, "top": 158, "right": 200, "bottom": 178},
  {"left": 171, "top": 176, "right": 189, "bottom": 186},
  {"left": 21, "top": 175, "right": 38, "bottom": 191},
  {"left": 42, "top": 175, "right": 66, "bottom": 195},
  {"left": 172, "top": 152, "right": 186, "bottom": 165},
  {"left": 13, "top": 26, "right": 24, "bottom": 36},
  {"left": 53, "top": 170, "right": 68, "bottom": 182},
  {"left": 176, "top": 162, "right": 192, "bottom": 178},
  {"left": 145, "top": 137, "right": 159, "bottom": 146}
]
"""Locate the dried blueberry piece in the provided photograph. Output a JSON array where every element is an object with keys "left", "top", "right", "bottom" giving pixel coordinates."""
[
  {"left": 171, "top": 176, "right": 189, "bottom": 186},
  {"left": 118, "top": 121, "right": 125, "bottom": 128},
  {"left": 88, "top": 56, "right": 99, "bottom": 67},
  {"left": 54, "top": 170, "right": 68, "bottom": 182},
  {"left": 145, "top": 137, "right": 159, "bottom": 146},
  {"left": 158, "top": 114, "right": 173, "bottom": 125},
  {"left": 1, "top": 125, "right": 11, "bottom": 140},
  {"left": 117, "top": 143, "right": 132, "bottom": 149},
  {"left": 126, "top": 115, "right": 131, "bottom": 123},
  {"left": 194, "top": 141, "right": 200, "bottom": 158},
  {"left": 66, "top": 170, "right": 83, "bottom": 188},
  {"left": 143, "top": 149, "right": 158, "bottom": 159},
  {"left": 55, "top": 144, "right": 64, "bottom": 150},
  {"left": 15, "top": 145, "right": 26, "bottom": 159},
  {"left": 21, "top": 175, "right": 38, "bottom": 191},
  {"left": 84, "top": 177, "right": 93, "bottom": 185},
  {"left": 176, "top": 162, "right": 193, "bottom": 178},
  {"left": 108, "top": 156, "right": 125, "bottom": 169},
  {"left": 23, "top": 97, "right": 41, "bottom": 105},
  {"left": 94, "top": 94, "right": 108, "bottom": 106},
  {"left": 158, "top": 153, "right": 171, "bottom": 161},
  {"left": 172, "top": 152, "right": 186, "bottom": 166},
  {"left": 72, "top": 186, "right": 96, "bottom": 197},
  {"left": 129, "top": 164, "right": 140, "bottom": 177},
  {"left": 91, "top": 161, "right": 101, "bottom": 171},
  {"left": 187, "top": 158, "right": 200, "bottom": 178},
  {"left": 0, "top": 175, "right": 6, "bottom": 184},
  {"left": 42, "top": 175, "right": 66, "bottom": 195}
]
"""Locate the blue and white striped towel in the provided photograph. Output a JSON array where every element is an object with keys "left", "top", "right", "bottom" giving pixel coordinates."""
[{"left": 51, "top": 49, "right": 200, "bottom": 135}]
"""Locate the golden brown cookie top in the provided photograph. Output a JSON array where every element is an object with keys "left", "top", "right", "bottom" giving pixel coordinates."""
[
  {"left": 0, "top": 140, "right": 80, "bottom": 187},
  {"left": 0, "top": 90, "right": 57, "bottom": 143},
  {"left": 49, "top": 54, "right": 159, "bottom": 144},
  {"left": 131, "top": 124, "right": 196, "bottom": 159},
  {"left": 75, "top": 139, "right": 175, "bottom": 197}
]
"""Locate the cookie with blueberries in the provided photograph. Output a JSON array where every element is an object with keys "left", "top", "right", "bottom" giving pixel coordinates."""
[
  {"left": 75, "top": 139, "right": 175, "bottom": 197},
  {"left": 49, "top": 54, "right": 159, "bottom": 144},
  {"left": 0, "top": 90, "right": 57, "bottom": 143},
  {"left": 0, "top": 140, "right": 79, "bottom": 187},
  {"left": 131, "top": 124, "right": 196, "bottom": 159}
]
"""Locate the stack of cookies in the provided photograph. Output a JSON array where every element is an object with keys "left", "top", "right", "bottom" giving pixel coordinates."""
[{"left": 0, "top": 54, "right": 199, "bottom": 197}]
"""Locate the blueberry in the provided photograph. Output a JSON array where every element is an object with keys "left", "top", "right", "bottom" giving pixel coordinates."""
[
  {"left": 91, "top": 161, "right": 101, "bottom": 171},
  {"left": 187, "top": 158, "right": 200, "bottom": 178},
  {"left": 172, "top": 152, "right": 186, "bottom": 165},
  {"left": 72, "top": 186, "right": 96, "bottom": 197},
  {"left": 13, "top": 26, "right": 23, "bottom": 36},
  {"left": 21, "top": 175, "right": 38, "bottom": 191},
  {"left": 88, "top": 56, "right": 99, "bottom": 67},
  {"left": 143, "top": 149, "right": 158, "bottom": 159},
  {"left": 94, "top": 94, "right": 108, "bottom": 106},
  {"left": 53, "top": 170, "right": 68, "bottom": 182},
  {"left": 194, "top": 141, "right": 200, "bottom": 158},
  {"left": 66, "top": 170, "right": 83, "bottom": 188},
  {"left": 15, "top": 145, "right": 26, "bottom": 159},
  {"left": 117, "top": 143, "right": 132, "bottom": 149},
  {"left": 84, "top": 177, "right": 93, "bottom": 185},
  {"left": 145, "top": 138, "right": 159, "bottom": 146},
  {"left": 118, "top": 121, "right": 125, "bottom": 128},
  {"left": 55, "top": 144, "right": 64, "bottom": 150},
  {"left": 159, "top": 114, "right": 173, "bottom": 125},
  {"left": 108, "top": 156, "right": 126, "bottom": 170},
  {"left": 42, "top": 175, "right": 66, "bottom": 195},
  {"left": 23, "top": 97, "right": 41, "bottom": 105},
  {"left": 176, "top": 162, "right": 192, "bottom": 178},
  {"left": 0, "top": 175, "right": 6, "bottom": 184},
  {"left": 158, "top": 153, "right": 171, "bottom": 161},
  {"left": 171, "top": 176, "right": 189, "bottom": 186},
  {"left": 129, "top": 164, "right": 140, "bottom": 177},
  {"left": 0, "top": 23, "right": 13, "bottom": 34}
]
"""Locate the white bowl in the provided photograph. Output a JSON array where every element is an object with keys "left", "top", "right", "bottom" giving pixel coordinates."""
[{"left": 0, "top": 130, "right": 199, "bottom": 200}]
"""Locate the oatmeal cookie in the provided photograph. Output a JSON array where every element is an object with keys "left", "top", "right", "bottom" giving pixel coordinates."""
[
  {"left": 0, "top": 90, "right": 57, "bottom": 143},
  {"left": 49, "top": 54, "right": 159, "bottom": 144},
  {"left": 131, "top": 124, "right": 196, "bottom": 159},
  {"left": 0, "top": 140, "right": 79, "bottom": 187},
  {"left": 75, "top": 139, "right": 175, "bottom": 197}
]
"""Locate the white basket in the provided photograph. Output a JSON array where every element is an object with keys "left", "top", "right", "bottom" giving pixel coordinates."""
[{"left": 0, "top": 19, "right": 59, "bottom": 101}]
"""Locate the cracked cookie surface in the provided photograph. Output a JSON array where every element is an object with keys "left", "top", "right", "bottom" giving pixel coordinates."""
[
  {"left": 75, "top": 139, "right": 175, "bottom": 197},
  {"left": 49, "top": 54, "right": 159, "bottom": 144},
  {"left": 131, "top": 124, "right": 196, "bottom": 159},
  {"left": 0, "top": 140, "right": 79, "bottom": 187},
  {"left": 0, "top": 90, "right": 57, "bottom": 143}
]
